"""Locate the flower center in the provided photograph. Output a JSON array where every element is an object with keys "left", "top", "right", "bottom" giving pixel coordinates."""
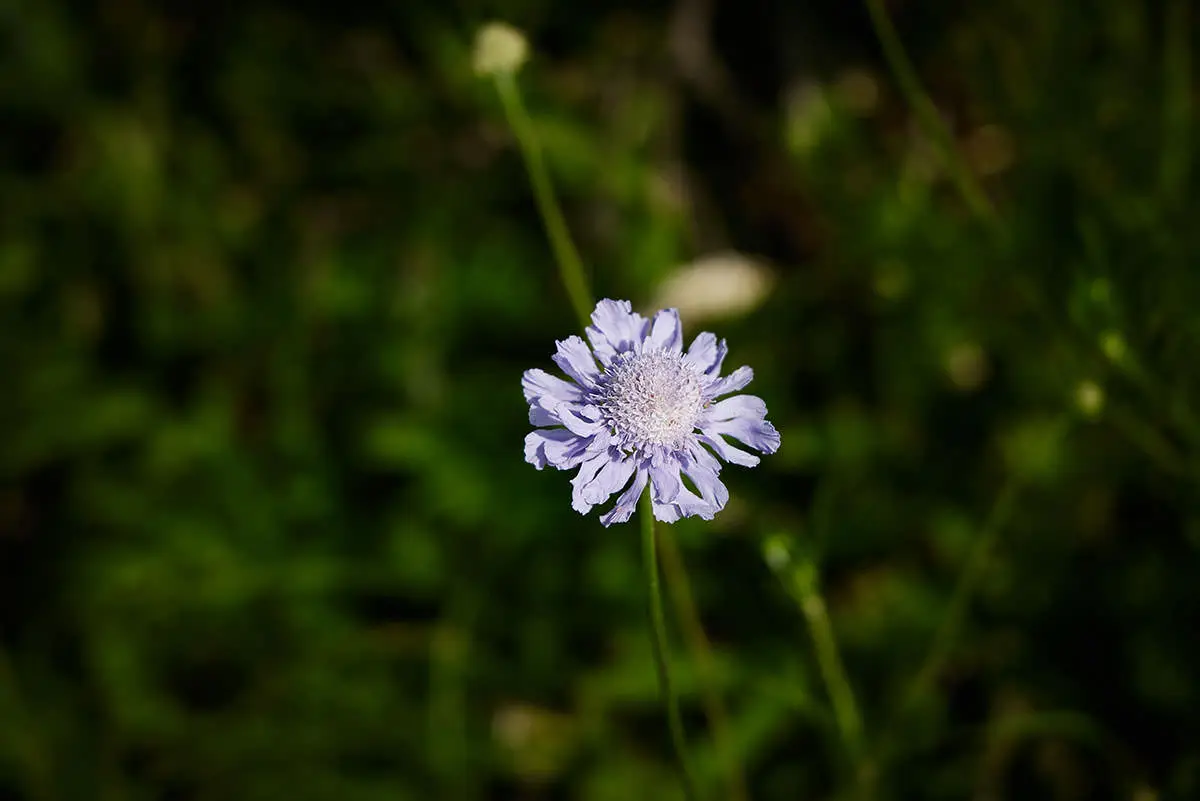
[{"left": 595, "top": 350, "right": 705, "bottom": 449}]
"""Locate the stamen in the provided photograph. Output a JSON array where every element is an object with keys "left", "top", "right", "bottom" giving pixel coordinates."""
[{"left": 594, "top": 350, "right": 705, "bottom": 450}]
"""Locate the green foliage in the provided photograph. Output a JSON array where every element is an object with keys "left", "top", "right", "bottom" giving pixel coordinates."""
[{"left": 1, "top": 1, "right": 1199, "bottom": 800}]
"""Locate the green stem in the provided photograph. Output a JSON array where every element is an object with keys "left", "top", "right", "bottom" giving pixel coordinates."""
[
  {"left": 641, "top": 492, "right": 701, "bottom": 801},
  {"left": 897, "top": 478, "right": 1021, "bottom": 721},
  {"left": 1107, "top": 403, "right": 1190, "bottom": 479},
  {"left": 792, "top": 556, "right": 868, "bottom": 790},
  {"left": 494, "top": 61, "right": 729, "bottom": 800},
  {"left": 492, "top": 72, "right": 593, "bottom": 331},
  {"left": 428, "top": 607, "right": 475, "bottom": 800},
  {"left": 865, "top": 477, "right": 1023, "bottom": 778},
  {"left": 0, "top": 646, "right": 55, "bottom": 801},
  {"left": 658, "top": 528, "right": 749, "bottom": 801},
  {"left": 864, "top": 0, "right": 999, "bottom": 227},
  {"left": 1159, "top": 0, "right": 1192, "bottom": 200},
  {"left": 870, "top": 0, "right": 1197, "bottom": 485}
]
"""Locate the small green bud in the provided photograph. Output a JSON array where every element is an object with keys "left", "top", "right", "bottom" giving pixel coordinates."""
[
  {"left": 1075, "top": 380, "right": 1104, "bottom": 420},
  {"left": 762, "top": 535, "right": 791, "bottom": 572},
  {"left": 1100, "top": 330, "right": 1127, "bottom": 363}
]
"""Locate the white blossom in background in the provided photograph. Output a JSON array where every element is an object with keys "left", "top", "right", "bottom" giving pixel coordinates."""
[
  {"left": 654, "top": 251, "right": 774, "bottom": 323},
  {"left": 472, "top": 22, "right": 528, "bottom": 77}
]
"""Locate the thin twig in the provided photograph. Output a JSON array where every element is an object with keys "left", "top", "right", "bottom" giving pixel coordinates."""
[
  {"left": 641, "top": 493, "right": 701, "bottom": 801},
  {"left": 659, "top": 528, "right": 749, "bottom": 801},
  {"left": 0, "top": 645, "right": 55, "bottom": 801},
  {"left": 897, "top": 479, "right": 1021, "bottom": 719},
  {"left": 791, "top": 555, "right": 870, "bottom": 798},
  {"left": 864, "top": 0, "right": 999, "bottom": 227},
  {"left": 1159, "top": 0, "right": 1192, "bottom": 200},
  {"left": 493, "top": 73, "right": 593, "bottom": 331}
]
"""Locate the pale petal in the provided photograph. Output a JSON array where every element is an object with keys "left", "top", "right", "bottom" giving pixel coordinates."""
[
  {"left": 652, "top": 498, "right": 683, "bottom": 523},
  {"left": 706, "top": 366, "right": 753, "bottom": 398},
  {"left": 586, "top": 299, "right": 647, "bottom": 365},
  {"left": 529, "top": 404, "right": 558, "bottom": 427},
  {"left": 552, "top": 336, "right": 600, "bottom": 388},
  {"left": 599, "top": 467, "right": 649, "bottom": 527},
  {"left": 649, "top": 461, "right": 682, "bottom": 504},
  {"left": 702, "top": 394, "right": 767, "bottom": 424},
  {"left": 643, "top": 308, "right": 683, "bottom": 353},
  {"left": 522, "top": 368, "right": 585, "bottom": 404},
  {"left": 525, "top": 428, "right": 587, "bottom": 470},
  {"left": 570, "top": 454, "right": 610, "bottom": 514},
  {"left": 581, "top": 456, "right": 637, "bottom": 507},
  {"left": 699, "top": 431, "right": 761, "bottom": 467},
  {"left": 680, "top": 448, "right": 729, "bottom": 513},
  {"left": 683, "top": 332, "right": 728, "bottom": 376},
  {"left": 557, "top": 403, "right": 604, "bottom": 437},
  {"left": 706, "top": 417, "right": 781, "bottom": 455}
]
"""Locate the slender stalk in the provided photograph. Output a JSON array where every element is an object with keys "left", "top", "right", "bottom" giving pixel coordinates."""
[
  {"left": 867, "top": 477, "right": 1023, "bottom": 776},
  {"left": 641, "top": 492, "right": 700, "bottom": 801},
  {"left": 658, "top": 528, "right": 749, "bottom": 801},
  {"left": 897, "top": 478, "right": 1021, "bottom": 720},
  {"left": 492, "top": 73, "right": 593, "bottom": 331},
  {"left": 1159, "top": 0, "right": 1192, "bottom": 200},
  {"left": 1107, "top": 403, "right": 1190, "bottom": 479},
  {"left": 864, "top": 0, "right": 999, "bottom": 227},
  {"left": 791, "top": 557, "right": 867, "bottom": 783},
  {"left": 0, "top": 646, "right": 54, "bottom": 801},
  {"left": 869, "top": 0, "right": 1199, "bottom": 476},
  {"left": 492, "top": 60, "right": 729, "bottom": 799},
  {"left": 428, "top": 616, "right": 474, "bottom": 801}
]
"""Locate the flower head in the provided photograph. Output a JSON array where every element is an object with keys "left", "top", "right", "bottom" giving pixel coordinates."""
[
  {"left": 523, "top": 299, "right": 781, "bottom": 525},
  {"left": 473, "top": 22, "right": 529, "bottom": 78}
]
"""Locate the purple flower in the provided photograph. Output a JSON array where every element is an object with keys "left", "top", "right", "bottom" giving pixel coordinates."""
[{"left": 523, "top": 299, "right": 781, "bottom": 526}]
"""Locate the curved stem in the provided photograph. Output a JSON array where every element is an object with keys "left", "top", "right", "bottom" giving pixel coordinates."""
[
  {"left": 658, "top": 528, "right": 748, "bottom": 801},
  {"left": 1159, "top": 0, "right": 1192, "bottom": 200},
  {"left": 492, "top": 73, "right": 593, "bottom": 330},
  {"left": 864, "top": 0, "right": 999, "bottom": 227},
  {"left": 641, "top": 492, "right": 701, "bottom": 801},
  {"left": 873, "top": 473, "right": 1027, "bottom": 773},
  {"left": 428, "top": 597, "right": 476, "bottom": 800},
  {"left": 792, "top": 556, "right": 870, "bottom": 796},
  {"left": 0, "top": 646, "right": 55, "bottom": 801},
  {"left": 898, "top": 478, "right": 1021, "bottom": 718}
]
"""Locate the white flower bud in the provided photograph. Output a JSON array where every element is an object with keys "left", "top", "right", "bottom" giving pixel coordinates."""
[
  {"left": 654, "top": 251, "right": 773, "bottom": 322},
  {"left": 473, "top": 22, "right": 529, "bottom": 77}
]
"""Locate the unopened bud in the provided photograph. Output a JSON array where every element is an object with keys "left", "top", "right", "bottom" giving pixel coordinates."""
[
  {"left": 473, "top": 22, "right": 529, "bottom": 77},
  {"left": 1075, "top": 380, "right": 1104, "bottom": 419},
  {"left": 763, "top": 535, "right": 791, "bottom": 572},
  {"left": 1100, "top": 330, "right": 1127, "bottom": 363}
]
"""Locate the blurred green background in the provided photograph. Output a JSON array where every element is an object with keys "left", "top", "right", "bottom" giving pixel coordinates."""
[{"left": 3, "top": 0, "right": 1200, "bottom": 799}]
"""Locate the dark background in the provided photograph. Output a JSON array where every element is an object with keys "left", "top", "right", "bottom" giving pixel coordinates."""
[{"left": 2, "top": 0, "right": 1200, "bottom": 799}]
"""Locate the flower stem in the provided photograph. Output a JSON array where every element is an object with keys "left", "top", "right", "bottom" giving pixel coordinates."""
[
  {"left": 428, "top": 601, "right": 476, "bottom": 800},
  {"left": 897, "top": 478, "right": 1021, "bottom": 718},
  {"left": 658, "top": 528, "right": 749, "bottom": 801},
  {"left": 864, "top": 0, "right": 999, "bottom": 227},
  {"left": 492, "top": 72, "right": 593, "bottom": 331},
  {"left": 1159, "top": 0, "right": 1192, "bottom": 200},
  {"left": 641, "top": 492, "right": 701, "bottom": 801},
  {"left": 792, "top": 555, "right": 869, "bottom": 794},
  {"left": 0, "top": 645, "right": 55, "bottom": 801},
  {"left": 872, "top": 475, "right": 1025, "bottom": 771},
  {"left": 495, "top": 60, "right": 728, "bottom": 800}
]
